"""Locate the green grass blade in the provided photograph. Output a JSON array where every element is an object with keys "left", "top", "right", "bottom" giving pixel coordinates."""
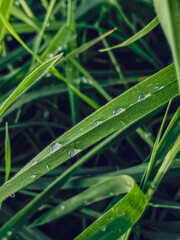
[
  {"left": 31, "top": 176, "right": 146, "bottom": 230},
  {"left": 100, "top": 17, "right": 159, "bottom": 52},
  {"left": 74, "top": 176, "right": 146, "bottom": 240},
  {"left": 0, "top": 0, "right": 14, "bottom": 52},
  {"left": 4, "top": 122, "right": 11, "bottom": 182},
  {"left": 0, "top": 54, "right": 63, "bottom": 117},
  {"left": 0, "top": 63, "right": 178, "bottom": 202},
  {"left": 142, "top": 100, "right": 172, "bottom": 191},
  {"left": 154, "top": 0, "right": 180, "bottom": 92}
]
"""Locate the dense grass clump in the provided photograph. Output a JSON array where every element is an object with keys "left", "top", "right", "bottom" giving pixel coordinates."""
[{"left": 0, "top": 0, "right": 179, "bottom": 239}]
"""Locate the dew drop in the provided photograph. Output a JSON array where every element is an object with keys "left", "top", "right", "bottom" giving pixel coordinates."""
[
  {"left": 10, "top": 193, "right": 15, "bottom": 198},
  {"left": 109, "top": 192, "right": 114, "bottom": 196},
  {"left": 7, "top": 231, "right": 12, "bottom": 236},
  {"left": 14, "top": 0, "right": 20, "bottom": 6},
  {"left": 155, "top": 85, "right": 164, "bottom": 90},
  {"left": 46, "top": 53, "right": 53, "bottom": 60},
  {"left": 46, "top": 72, "right": 51, "bottom": 78},
  {"left": 100, "top": 225, "right": 107, "bottom": 232},
  {"left": 69, "top": 148, "right": 77, "bottom": 157},
  {"left": 84, "top": 200, "right": 89, "bottom": 205},
  {"left": 46, "top": 165, "right": 50, "bottom": 170},
  {"left": 118, "top": 227, "right": 122, "bottom": 232},
  {"left": 113, "top": 108, "right": 125, "bottom": 116},
  {"left": 60, "top": 205, "right": 66, "bottom": 210},
  {"left": 117, "top": 211, "right": 124, "bottom": 217},
  {"left": 58, "top": 46, "right": 62, "bottom": 51},
  {"left": 94, "top": 121, "right": 100, "bottom": 126},
  {"left": 31, "top": 160, "right": 37, "bottom": 166},
  {"left": 50, "top": 143, "right": 62, "bottom": 154},
  {"left": 138, "top": 93, "right": 151, "bottom": 102},
  {"left": 151, "top": 183, "right": 155, "bottom": 189},
  {"left": 7, "top": 35, "right": 13, "bottom": 42},
  {"left": 46, "top": 22, "right": 50, "bottom": 27},
  {"left": 127, "top": 181, "right": 130, "bottom": 185},
  {"left": 2, "top": 237, "right": 8, "bottom": 240},
  {"left": 30, "top": 175, "right": 36, "bottom": 180}
]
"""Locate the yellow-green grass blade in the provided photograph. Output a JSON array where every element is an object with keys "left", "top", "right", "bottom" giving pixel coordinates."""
[
  {"left": 154, "top": 0, "right": 180, "bottom": 92},
  {"left": 74, "top": 176, "right": 146, "bottom": 240},
  {"left": 0, "top": 54, "right": 63, "bottom": 117},
  {"left": 100, "top": 17, "right": 159, "bottom": 52},
  {"left": 0, "top": 0, "right": 14, "bottom": 52},
  {"left": 0, "top": 63, "right": 178, "bottom": 202},
  {"left": 5, "top": 122, "right": 11, "bottom": 182}
]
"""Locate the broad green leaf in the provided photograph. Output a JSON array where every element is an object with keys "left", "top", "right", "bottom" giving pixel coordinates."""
[
  {"left": 0, "top": 0, "right": 14, "bottom": 52},
  {"left": 154, "top": 0, "right": 180, "bottom": 92},
  {"left": 99, "top": 17, "right": 159, "bottom": 52},
  {"left": 0, "top": 54, "right": 63, "bottom": 117},
  {"left": 74, "top": 176, "right": 146, "bottom": 240},
  {"left": 31, "top": 176, "right": 146, "bottom": 233},
  {"left": 0, "top": 63, "right": 178, "bottom": 202},
  {"left": 5, "top": 122, "right": 11, "bottom": 182}
]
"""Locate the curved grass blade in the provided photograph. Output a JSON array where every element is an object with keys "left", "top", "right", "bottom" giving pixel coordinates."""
[
  {"left": 31, "top": 176, "right": 146, "bottom": 230},
  {"left": 99, "top": 17, "right": 159, "bottom": 52},
  {"left": 0, "top": 0, "right": 14, "bottom": 52},
  {"left": 74, "top": 176, "right": 146, "bottom": 240},
  {"left": 0, "top": 54, "right": 63, "bottom": 117},
  {"left": 154, "top": 0, "right": 180, "bottom": 92},
  {"left": 0, "top": 63, "right": 178, "bottom": 203}
]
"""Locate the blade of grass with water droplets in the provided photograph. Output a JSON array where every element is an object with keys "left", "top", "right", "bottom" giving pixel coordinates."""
[
  {"left": 5, "top": 122, "right": 11, "bottom": 183},
  {"left": 31, "top": 176, "right": 146, "bottom": 230},
  {"left": 0, "top": 63, "right": 178, "bottom": 203},
  {"left": 73, "top": 176, "right": 146, "bottom": 240}
]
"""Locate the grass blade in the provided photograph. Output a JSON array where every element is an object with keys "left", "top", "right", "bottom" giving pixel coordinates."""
[
  {"left": 31, "top": 176, "right": 146, "bottom": 231},
  {"left": 154, "top": 0, "right": 180, "bottom": 92},
  {"left": 0, "top": 63, "right": 178, "bottom": 202},
  {"left": 0, "top": 0, "right": 14, "bottom": 52},
  {"left": 74, "top": 176, "right": 146, "bottom": 240},
  {"left": 99, "top": 17, "right": 159, "bottom": 52},
  {"left": 5, "top": 122, "right": 11, "bottom": 182},
  {"left": 0, "top": 54, "right": 63, "bottom": 117}
]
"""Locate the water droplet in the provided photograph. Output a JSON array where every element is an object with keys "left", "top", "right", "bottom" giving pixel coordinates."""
[
  {"left": 94, "top": 121, "right": 100, "bottom": 126},
  {"left": 155, "top": 85, "right": 164, "bottom": 90},
  {"left": 117, "top": 211, "right": 124, "bottom": 217},
  {"left": 84, "top": 200, "right": 89, "bottom": 205},
  {"left": 46, "top": 53, "right": 53, "bottom": 60},
  {"left": 81, "top": 76, "right": 89, "bottom": 84},
  {"left": 46, "top": 165, "right": 50, "bottom": 170},
  {"left": 100, "top": 225, "right": 107, "bottom": 232},
  {"left": 58, "top": 46, "right": 62, "bottom": 51},
  {"left": 69, "top": 148, "right": 77, "bottom": 157},
  {"left": 118, "top": 227, "right": 122, "bottom": 232},
  {"left": 151, "top": 183, "right": 155, "bottom": 189},
  {"left": 31, "top": 160, "right": 37, "bottom": 166},
  {"left": 127, "top": 181, "right": 130, "bottom": 185},
  {"left": 7, "top": 35, "right": 13, "bottom": 41},
  {"left": 7, "top": 231, "right": 12, "bottom": 236},
  {"left": 111, "top": 207, "right": 115, "bottom": 212},
  {"left": 80, "top": 128, "right": 83, "bottom": 131},
  {"left": 109, "top": 192, "right": 114, "bottom": 196},
  {"left": 30, "top": 175, "right": 36, "bottom": 180},
  {"left": 50, "top": 143, "right": 62, "bottom": 154},
  {"left": 138, "top": 93, "right": 151, "bottom": 102},
  {"left": 113, "top": 108, "right": 125, "bottom": 116},
  {"left": 10, "top": 193, "right": 15, "bottom": 198},
  {"left": 14, "top": 0, "right": 20, "bottom": 6},
  {"left": 44, "top": 110, "right": 50, "bottom": 119},
  {"left": 60, "top": 205, "right": 66, "bottom": 210},
  {"left": 2, "top": 237, "right": 8, "bottom": 240},
  {"left": 46, "top": 72, "right": 51, "bottom": 78},
  {"left": 46, "top": 22, "right": 50, "bottom": 27}
]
